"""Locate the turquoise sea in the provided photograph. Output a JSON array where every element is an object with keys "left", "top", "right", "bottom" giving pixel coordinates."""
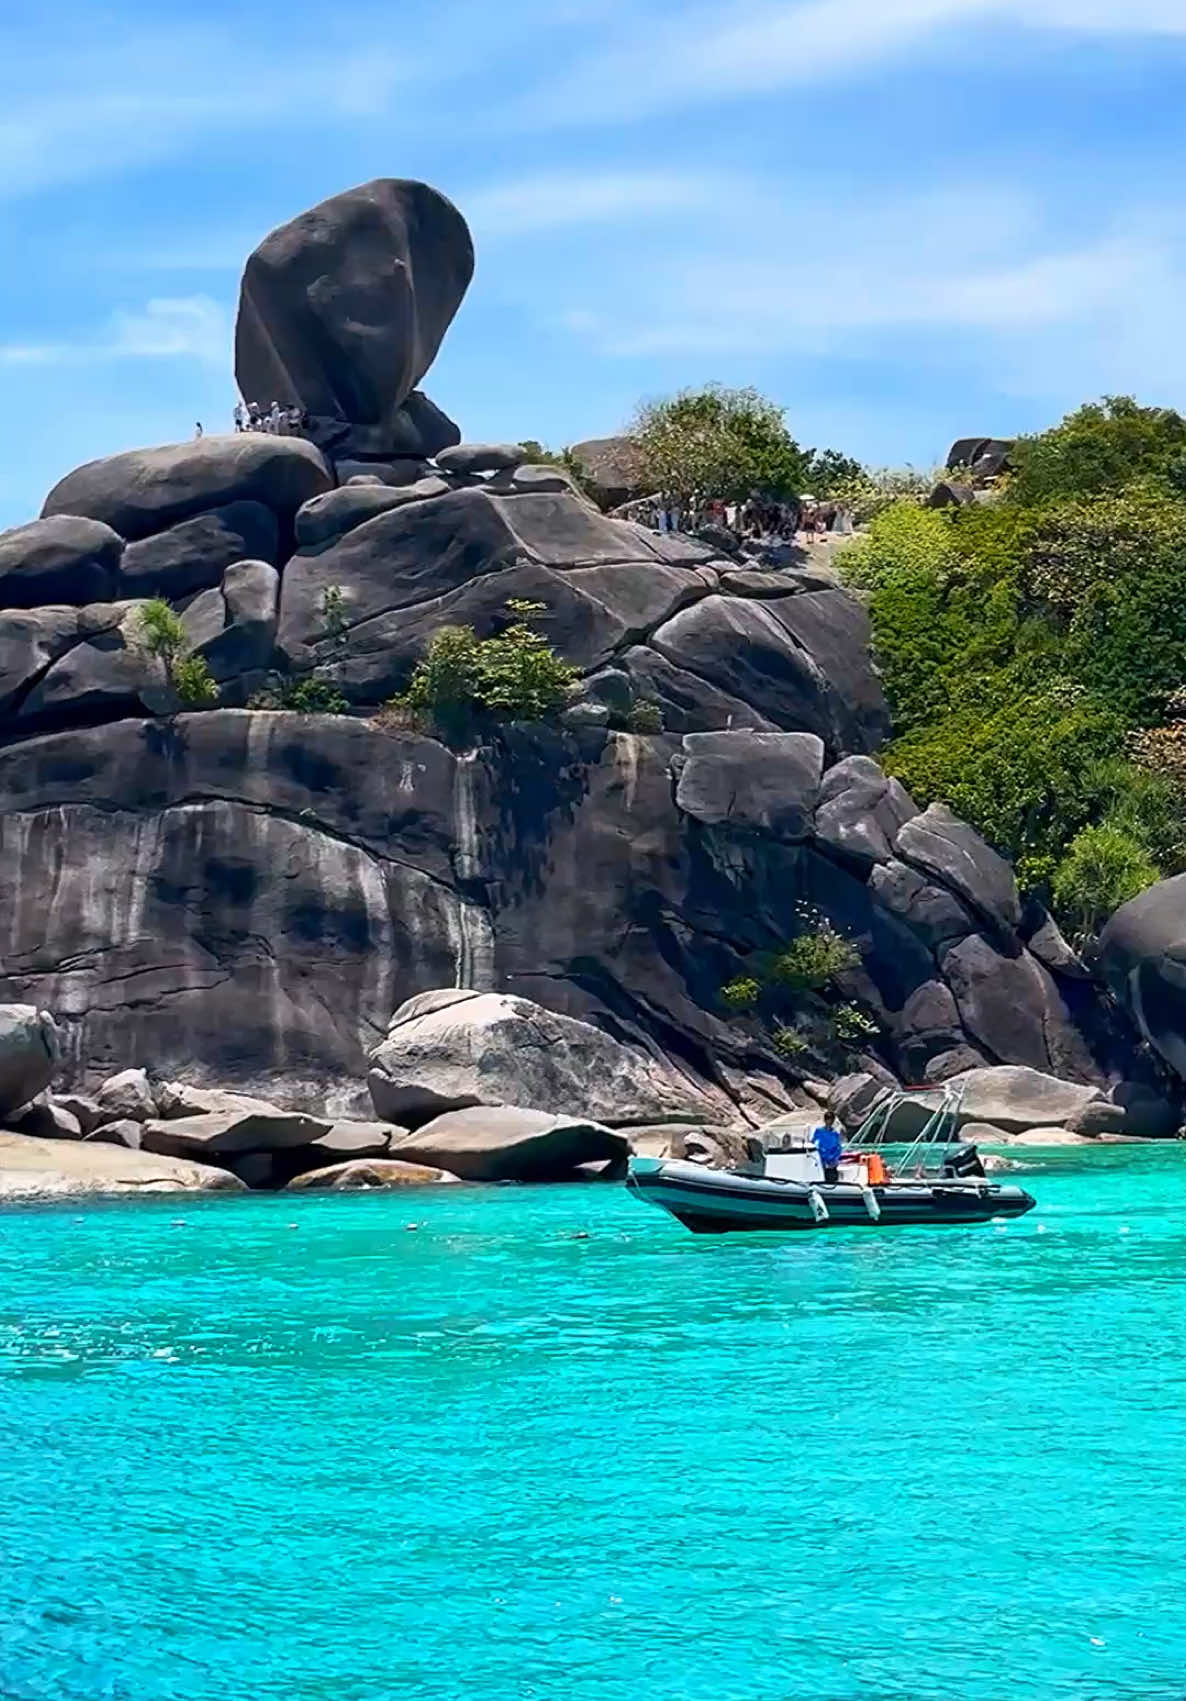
[{"left": 2, "top": 1147, "right": 1185, "bottom": 1701}]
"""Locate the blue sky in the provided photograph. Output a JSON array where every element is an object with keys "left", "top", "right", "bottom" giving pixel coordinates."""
[{"left": 2, "top": 0, "right": 1186, "bottom": 527}]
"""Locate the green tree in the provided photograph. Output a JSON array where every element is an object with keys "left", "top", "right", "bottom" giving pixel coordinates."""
[
  {"left": 474, "top": 619, "right": 578, "bottom": 722},
  {"left": 135, "top": 598, "right": 218, "bottom": 708},
  {"left": 1007, "top": 396, "right": 1186, "bottom": 506},
  {"left": 802, "top": 448, "right": 864, "bottom": 495},
  {"left": 631, "top": 384, "right": 807, "bottom": 506},
  {"left": 1052, "top": 823, "right": 1160, "bottom": 943}
]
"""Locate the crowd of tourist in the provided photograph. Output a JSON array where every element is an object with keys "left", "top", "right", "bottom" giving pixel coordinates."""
[
  {"left": 232, "top": 401, "right": 309, "bottom": 436},
  {"left": 625, "top": 493, "right": 853, "bottom": 546}
]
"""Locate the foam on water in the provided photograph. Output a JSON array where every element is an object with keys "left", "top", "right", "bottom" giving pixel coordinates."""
[{"left": 1, "top": 1144, "right": 1185, "bottom": 1700}]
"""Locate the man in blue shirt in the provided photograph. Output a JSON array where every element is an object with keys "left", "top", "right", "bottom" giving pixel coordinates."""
[{"left": 812, "top": 1112, "right": 844, "bottom": 1183}]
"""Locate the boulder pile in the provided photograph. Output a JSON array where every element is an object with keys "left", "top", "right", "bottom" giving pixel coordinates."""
[
  {"left": 0, "top": 989, "right": 1172, "bottom": 1198},
  {"left": 0, "top": 175, "right": 1173, "bottom": 1171}
]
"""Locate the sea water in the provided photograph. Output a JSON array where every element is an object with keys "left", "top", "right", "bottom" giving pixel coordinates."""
[{"left": 1, "top": 1146, "right": 1185, "bottom": 1701}]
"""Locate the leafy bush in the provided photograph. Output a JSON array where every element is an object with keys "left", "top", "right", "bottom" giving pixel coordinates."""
[
  {"left": 801, "top": 448, "right": 864, "bottom": 496},
  {"left": 137, "top": 598, "right": 189, "bottom": 661},
  {"left": 720, "top": 977, "right": 762, "bottom": 1013},
  {"left": 771, "top": 1025, "right": 809, "bottom": 1059},
  {"left": 398, "top": 625, "right": 482, "bottom": 735},
  {"left": 631, "top": 384, "right": 807, "bottom": 506},
  {"left": 826, "top": 464, "right": 943, "bottom": 526},
  {"left": 833, "top": 1003, "right": 881, "bottom": 1045},
  {"left": 280, "top": 677, "right": 350, "bottom": 714},
  {"left": 134, "top": 597, "right": 218, "bottom": 710},
  {"left": 321, "top": 585, "right": 350, "bottom": 645},
  {"left": 628, "top": 699, "right": 664, "bottom": 734},
  {"left": 172, "top": 653, "right": 219, "bottom": 707},
  {"left": 768, "top": 926, "right": 860, "bottom": 993},
  {"left": 248, "top": 673, "right": 350, "bottom": 714},
  {"left": 474, "top": 620, "right": 578, "bottom": 722},
  {"left": 1052, "top": 823, "right": 1160, "bottom": 943},
  {"left": 395, "top": 606, "right": 578, "bottom": 736}
]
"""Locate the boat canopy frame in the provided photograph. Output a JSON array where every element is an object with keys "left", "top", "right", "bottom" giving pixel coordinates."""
[{"left": 848, "top": 1083, "right": 968, "bottom": 1177}]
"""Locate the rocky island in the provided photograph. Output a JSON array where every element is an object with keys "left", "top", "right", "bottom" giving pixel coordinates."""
[{"left": 0, "top": 175, "right": 1182, "bottom": 1196}]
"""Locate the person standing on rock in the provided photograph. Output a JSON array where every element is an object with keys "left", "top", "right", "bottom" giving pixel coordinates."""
[
  {"left": 268, "top": 402, "right": 284, "bottom": 435},
  {"left": 233, "top": 401, "right": 246, "bottom": 433},
  {"left": 247, "top": 402, "right": 262, "bottom": 431},
  {"left": 194, "top": 421, "right": 203, "bottom": 439}
]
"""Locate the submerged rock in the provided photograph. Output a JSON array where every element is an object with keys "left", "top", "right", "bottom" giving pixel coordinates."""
[{"left": 286, "top": 1157, "right": 457, "bottom": 1190}]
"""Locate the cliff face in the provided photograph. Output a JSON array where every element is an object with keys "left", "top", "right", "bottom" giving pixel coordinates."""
[
  {"left": 0, "top": 697, "right": 1135, "bottom": 1115},
  {"left": 0, "top": 177, "right": 1148, "bottom": 1117}
]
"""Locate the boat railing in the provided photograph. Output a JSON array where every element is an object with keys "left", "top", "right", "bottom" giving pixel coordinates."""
[{"left": 848, "top": 1083, "right": 967, "bottom": 1177}]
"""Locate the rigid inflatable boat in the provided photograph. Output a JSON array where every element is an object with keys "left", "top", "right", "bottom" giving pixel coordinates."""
[{"left": 626, "top": 1085, "right": 1037, "bottom": 1234}]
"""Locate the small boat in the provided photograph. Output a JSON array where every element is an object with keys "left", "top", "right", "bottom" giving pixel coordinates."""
[{"left": 626, "top": 1085, "right": 1036, "bottom": 1234}]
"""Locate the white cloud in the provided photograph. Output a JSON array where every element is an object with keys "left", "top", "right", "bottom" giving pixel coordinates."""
[
  {"left": 515, "top": 0, "right": 1186, "bottom": 125},
  {"left": 463, "top": 169, "right": 733, "bottom": 235},
  {"left": 0, "top": 22, "right": 413, "bottom": 199},
  {"left": 551, "top": 181, "right": 1186, "bottom": 408},
  {"left": 0, "top": 297, "right": 228, "bottom": 369}
]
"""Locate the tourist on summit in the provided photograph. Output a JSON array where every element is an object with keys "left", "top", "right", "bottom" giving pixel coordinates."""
[
  {"left": 194, "top": 421, "right": 203, "bottom": 439},
  {"left": 247, "top": 402, "right": 262, "bottom": 431},
  {"left": 233, "top": 401, "right": 246, "bottom": 433},
  {"left": 812, "top": 1112, "right": 843, "bottom": 1184},
  {"left": 268, "top": 403, "right": 284, "bottom": 434}
]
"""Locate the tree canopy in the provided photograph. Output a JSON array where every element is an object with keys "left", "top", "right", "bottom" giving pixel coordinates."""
[
  {"left": 838, "top": 395, "right": 1186, "bottom": 932},
  {"left": 1007, "top": 395, "right": 1186, "bottom": 506},
  {"left": 631, "top": 384, "right": 807, "bottom": 505}
]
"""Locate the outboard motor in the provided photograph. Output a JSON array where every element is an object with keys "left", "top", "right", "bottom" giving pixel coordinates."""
[{"left": 942, "top": 1142, "right": 986, "bottom": 1179}]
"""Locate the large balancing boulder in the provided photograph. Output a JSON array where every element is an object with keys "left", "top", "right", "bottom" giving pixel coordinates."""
[
  {"left": 42, "top": 435, "right": 332, "bottom": 542},
  {"left": 367, "top": 989, "right": 718, "bottom": 1127},
  {"left": 0, "top": 1006, "right": 60, "bottom": 1115},
  {"left": 1100, "top": 874, "right": 1186, "bottom": 1082},
  {"left": 234, "top": 179, "right": 474, "bottom": 455}
]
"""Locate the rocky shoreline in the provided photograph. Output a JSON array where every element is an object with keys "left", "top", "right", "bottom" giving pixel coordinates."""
[{"left": 0, "top": 990, "right": 1172, "bottom": 1201}]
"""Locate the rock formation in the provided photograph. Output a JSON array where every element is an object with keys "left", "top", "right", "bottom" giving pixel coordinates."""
[
  {"left": 0, "top": 175, "right": 1161, "bottom": 1178},
  {"left": 1100, "top": 875, "right": 1186, "bottom": 1087},
  {"left": 234, "top": 179, "right": 473, "bottom": 461}
]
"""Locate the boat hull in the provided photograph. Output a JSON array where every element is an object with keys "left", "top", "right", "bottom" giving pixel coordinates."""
[{"left": 627, "top": 1158, "right": 1036, "bottom": 1234}]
